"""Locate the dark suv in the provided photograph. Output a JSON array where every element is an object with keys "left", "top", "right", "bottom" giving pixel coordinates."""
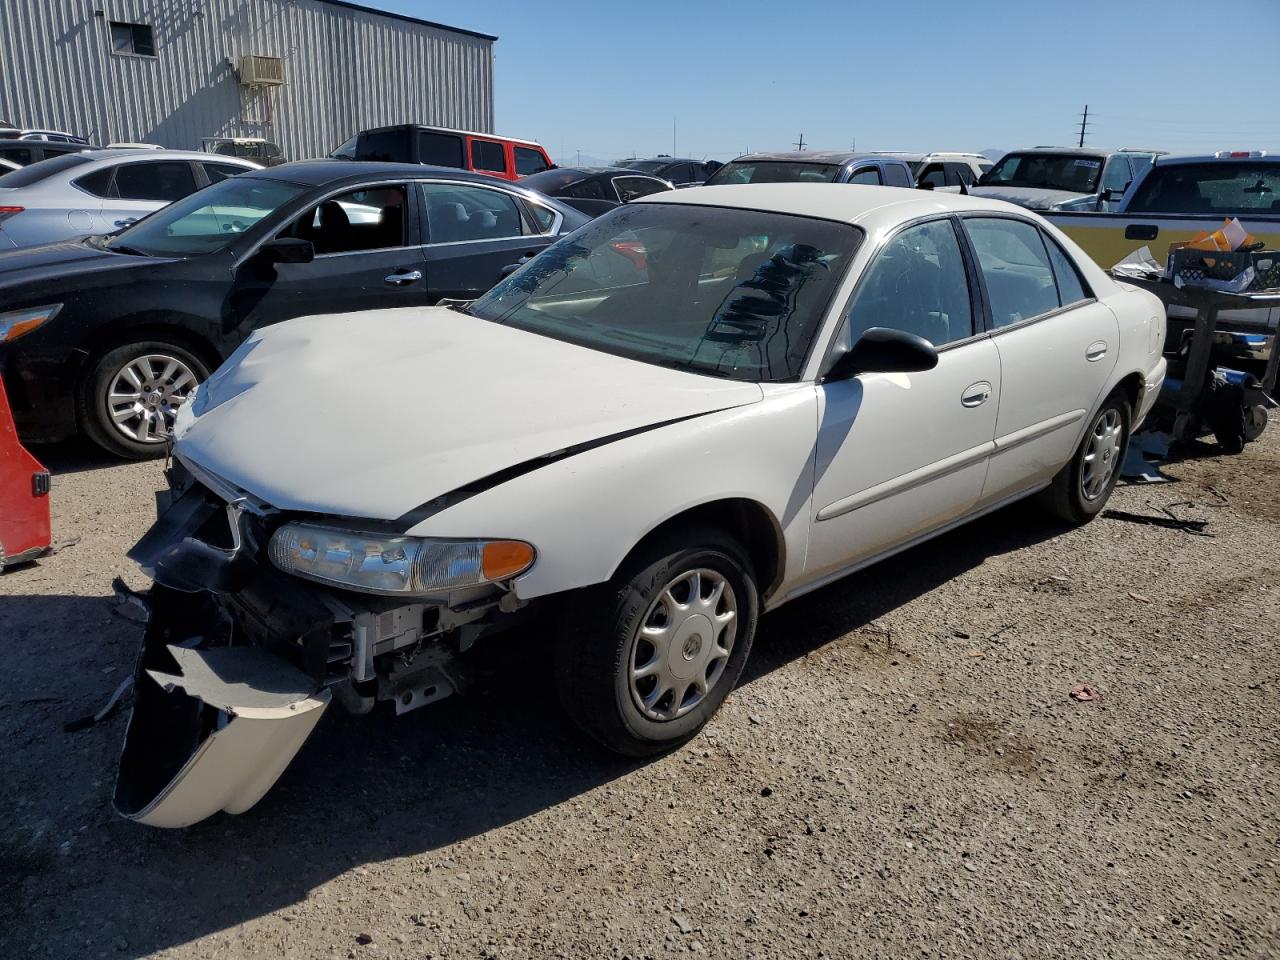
[
  {"left": 0, "top": 138, "right": 93, "bottom": 167},
  {"left": 614, "top": 156, "right": 722, "bottom": 187}
]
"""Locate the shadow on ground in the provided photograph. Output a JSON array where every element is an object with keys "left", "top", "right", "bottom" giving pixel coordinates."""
[{"left": 1, "top": 501, "right": 1064, "bottom": 956}]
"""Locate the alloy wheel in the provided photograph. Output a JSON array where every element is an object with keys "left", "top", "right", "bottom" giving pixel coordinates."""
[{"left": 105, "top": 353, "right": 199, "bottom": 444}]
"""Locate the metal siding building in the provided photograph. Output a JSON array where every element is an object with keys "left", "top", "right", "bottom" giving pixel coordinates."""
[{"left": 0, "top": 0, "right": 495, "bottom": 159}]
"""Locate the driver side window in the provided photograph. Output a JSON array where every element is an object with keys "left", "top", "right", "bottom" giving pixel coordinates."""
[
  {"left": 281, "top": 185, "right": 408, "bottom": 255},
  {"left": 841, "top": 219, "right": 974, "bottom": 350}
]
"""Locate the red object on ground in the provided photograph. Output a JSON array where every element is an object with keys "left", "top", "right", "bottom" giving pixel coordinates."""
[{"left": 0, "top": 375, "right": 51, "bottom": 567}]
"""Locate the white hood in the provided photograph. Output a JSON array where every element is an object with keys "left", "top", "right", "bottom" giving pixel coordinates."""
[
  {"left": 174, "top": 307, "right": 763, "bottom": 521},
  {"left": 968, "top": 185, "right": 1086, "bottom": 211}
]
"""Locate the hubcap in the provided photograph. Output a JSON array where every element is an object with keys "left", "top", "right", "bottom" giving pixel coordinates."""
[
  {"left": 629, "top": 568, "right": 737, "bottom": 722},
  {"left": 105, "top": 353, "right": 199, "bottom": 444},
  {"left": 1081, "top": 408, "right": 1123, "bottom": 501}
]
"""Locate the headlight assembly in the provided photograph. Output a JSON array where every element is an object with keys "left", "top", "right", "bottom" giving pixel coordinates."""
[
  {"left": 0, "top": 304, "right": 61, "bottom": 343},
  {"left": 267, "top": 523, "right": 535, "bottom": 596}
]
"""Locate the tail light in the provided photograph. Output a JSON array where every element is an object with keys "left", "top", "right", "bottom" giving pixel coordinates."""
[{"left": 0, "top": 205, "right": 24, "bottom": 226}]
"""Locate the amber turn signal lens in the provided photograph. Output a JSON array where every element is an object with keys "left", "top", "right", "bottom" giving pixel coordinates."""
[{"left": 481, "top": 540, "right": 535, "bottom": 581}]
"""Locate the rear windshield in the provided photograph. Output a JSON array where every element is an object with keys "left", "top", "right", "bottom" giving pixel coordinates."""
[
  {"left": 978, "top": 152, "right": 1104, "bottom": 193},
  {"left": 0, "top": 152, "right": 92, "bottom": 187},
  {"left": 705, "top": 161, "right": 841, "bottom": 185},
  {"left": 1127, "top": 162, "right": 1280, "bottom": 215}
]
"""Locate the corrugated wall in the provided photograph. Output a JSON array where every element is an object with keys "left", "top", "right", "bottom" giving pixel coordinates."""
[{"left": 0, "top": 0, "right": 495, "bottom": 159}]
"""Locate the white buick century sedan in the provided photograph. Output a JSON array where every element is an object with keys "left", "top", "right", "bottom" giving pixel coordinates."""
[{"left": 116, "top": 185, "right": 1166, "bottom": 826}]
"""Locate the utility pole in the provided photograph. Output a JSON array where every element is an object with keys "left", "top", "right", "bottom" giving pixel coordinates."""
[
  {"left": 1077, "top": 104, "right": 1090, "bottom": 148},
  {"left": 794, "top": 133, "right": 806, "bottom": 151},
  {"left": 576, "top": 149, "right": 581, "bottom": 166},
  {"left": 673, "top": 117, "right": 677, "bottom": 157}
]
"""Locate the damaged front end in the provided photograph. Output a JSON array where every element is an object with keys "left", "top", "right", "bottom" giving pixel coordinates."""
[{"left": 114, "top": 459, "right": 529, "bottom": 828}]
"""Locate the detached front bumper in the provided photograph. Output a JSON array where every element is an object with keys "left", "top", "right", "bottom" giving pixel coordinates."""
[{"left": 114, "top": 463, "right": 514, "bottom": 828}]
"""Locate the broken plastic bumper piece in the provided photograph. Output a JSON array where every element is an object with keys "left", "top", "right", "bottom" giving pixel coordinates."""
[{"left": 114, "top": 640, "right": 329, "bottom": 828}]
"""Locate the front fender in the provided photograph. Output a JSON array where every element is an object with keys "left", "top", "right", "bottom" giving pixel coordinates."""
[{"left": 408, "top": 386, "right": 819, "bottom": 602}]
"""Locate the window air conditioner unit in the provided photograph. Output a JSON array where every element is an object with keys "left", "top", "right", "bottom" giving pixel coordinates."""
[{"left": 239, "top": 55, "right": 285, "bottom": 86}]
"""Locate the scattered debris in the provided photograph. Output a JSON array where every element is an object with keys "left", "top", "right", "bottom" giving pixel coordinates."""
[
  {"left": 1069, "top": 684, "right": 1098, "bottom": 703},
  {"left": 760, "top": 786, "right": 774, "bottom": 797},
  {"left": 748, "top": 714, "right": 763, "bottom": 726},
  {"left": 1128, "top": 591, "right": 1151, "bottom": 604},
  {"left": 1102, "top": 509, "right": 1211, "bottom": 536},
  {"left": 108, "top": 576, "right": 150, "bottom": 624},
  {"left": 1120, "top": 431, "right": 1175, "bottom": 484},
  {"left": 671, "top": 914, "right": 693, "bottom": 934},
  {"left": 63, "top": 676, "right": 133, "bottom": 732},
  {"left": 355, "top": 932, "right": 374, "bottom": 945}
]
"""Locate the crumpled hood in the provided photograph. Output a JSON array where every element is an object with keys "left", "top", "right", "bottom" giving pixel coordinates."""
[
  {"left": 968, "top": 186, "right": 1086, "bottom": 210},
  {"left": 175, "top": 307, "right": 763, "bottom": 521}
]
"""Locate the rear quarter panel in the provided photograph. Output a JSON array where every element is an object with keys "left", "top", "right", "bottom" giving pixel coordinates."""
[{"left": 1047, "top": 211, "right": 1280, "bottom": 269}]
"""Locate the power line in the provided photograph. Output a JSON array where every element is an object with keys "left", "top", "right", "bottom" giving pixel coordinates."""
[{"left": 1091, "top": 112, "right": 1280, "bottom": 127}]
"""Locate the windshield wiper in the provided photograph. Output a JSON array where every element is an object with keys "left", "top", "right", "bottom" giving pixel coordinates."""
[
  {"left": 109, "top": 244, "right": 151, "bottom": 257},
  {"left": 664, "top": 358, "right": 735, "bottom": 379}
]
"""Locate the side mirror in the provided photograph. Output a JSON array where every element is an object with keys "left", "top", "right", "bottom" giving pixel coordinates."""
[
  {"left": 916, "top": 181, "right": 935, "bottom": 191},
  {"left": 824, "top": 327, "right": 939, "bottom": 381},
  {"left": 257, "top": 237, "right": 314, "bottom": 264}
]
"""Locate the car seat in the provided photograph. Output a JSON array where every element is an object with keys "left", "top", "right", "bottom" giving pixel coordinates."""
[
  {"left": 429, "top": 202, "right": 469, "bottom": 243},
  {"left": 314, "top": 200, "right": 351, "bottom": 254}
]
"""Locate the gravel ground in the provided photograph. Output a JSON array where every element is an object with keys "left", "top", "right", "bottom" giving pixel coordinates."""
[{"left": 2, "top": 425, "right": 1278, "bottom": 960}]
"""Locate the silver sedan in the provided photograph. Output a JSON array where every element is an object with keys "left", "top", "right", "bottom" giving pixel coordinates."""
[{"left": 0, "top": 149, "right": 260, "bottom": 249}]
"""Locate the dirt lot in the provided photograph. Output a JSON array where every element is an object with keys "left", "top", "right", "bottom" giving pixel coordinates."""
[{"left": 2, "top": 425, "right": 1278, "bottom": 960}]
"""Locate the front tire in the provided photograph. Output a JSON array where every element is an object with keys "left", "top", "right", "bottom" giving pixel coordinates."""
[
  {"left": 79, "top": 340, "right": 209, "bottom": 459},
  {"left": 554, "top": 527, "right": 759, "bottom": 757},
  {"left": 1042, "top": 391, "right": 1131, "bottom": 525}
]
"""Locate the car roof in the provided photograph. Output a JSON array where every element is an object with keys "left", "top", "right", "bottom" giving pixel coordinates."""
[
  {"left": 633, "top": 182, "right": 1040, "bottom": 230},
  {"left": 727, "top": 151, "right": 905, "bottom": 165},
  {"left": 248, "top": 159, "right": 532, "bottom": 186},
  {"left": 361, "top": 124, "right": 544, "bottom": 148},
  {"left": 1148, "top": 152, "right": 1276, "bottom": 165}
]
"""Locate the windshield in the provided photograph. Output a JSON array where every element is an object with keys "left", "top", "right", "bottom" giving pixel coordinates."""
[
  {"left": 978, "top": 153, "right": 1104, "bottom": 193},
  {"left": 466, "top": 203, "right": 861, "bottom": 382},
  {"left": 108, "top": 176, "right": 307, "bottom": 257},
  {"left": 618, "top": 160, "right": 670, "bottom": 174},
  {"left": 705, "top": 161, "right": 842, "bottom": 186}
]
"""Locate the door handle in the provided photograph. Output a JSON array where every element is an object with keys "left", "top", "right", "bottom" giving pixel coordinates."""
[
  {"left": 384, "top": 270, "right": 422, "bottom": 286},
  {"left": 1125, "top": 224, "right": 1158, "bottom": 241},
  {"left": 1086, "top": 341, "right": 1108, "bottom": 362},
  {"left": 961, "top": 381, "right": 992, "bottom": 407},
  {"left": 114, "top": 218, "right": 137, "bottom": 227}
]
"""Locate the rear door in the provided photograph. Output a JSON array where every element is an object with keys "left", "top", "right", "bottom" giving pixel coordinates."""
[
  {"left": 99, "top": 159, "right": 201, "bottom": 231},
  {"left": 960, "top": 215, "right": 1118, "bottom": 503},
  {"left": 236, "top": 182, "right": 429, "bottom": 328},
  {"left": 419, "top": 180, "right": 557, "bottom": 301}
]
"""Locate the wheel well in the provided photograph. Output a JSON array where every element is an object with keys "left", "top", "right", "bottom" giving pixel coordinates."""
[
  {"left": 626, "top": 499, "right": 785, "bottom": 600},
  {"left": 79, "top": 321, "right": 223, "bottom": 378},
  {"left": 1114, "top": 372, "right": 1144, "bottom": 416}
]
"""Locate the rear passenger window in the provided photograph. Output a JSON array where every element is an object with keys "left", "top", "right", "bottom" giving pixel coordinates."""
[
  {"left": 514, "top": 147, "right": 549, "bottom": 176},
  {"left": 356, "top": 128, "right": 411, "bottom": 162},
  {"left": 883, "top": 164, "right": 913, "bottom": 188},
  {"left": 614, "top": 176, "right": 668, "bottom": 202},
  {"left": 73, "top": 167, "right": 115, "bottom": 197},
  {"left": 471, "top": 140, "right": 507, "bottom": 173},
  {"left": 114, "top": 161, "right": 198, "bottom": 202},
  {"left": 421, "top": 183, "right": 524, "bottom": 243},
  {"left": 562, "top": 178, "right": 607, "bottom": 201},
  {"left": 1042, "top": 233, "right": 1090, "bottom": 306},
  {"left": 0, "top": 147, "right": 33, "bottom": 165},
  {"left": 965, "top": 218, "right": 1060, "bottom": 327},
  {"left": 527, "top": 203, "right": 557, "bottom": 233},
  {"left": 418, "top": 131, "right": 464, "bottom": 168},
  {"left": 842, "top": 218, "right": 973, "bottom": 348},
  {"left": 849, "top": 167, "right": 881, "bottom": 185},
  {"left": 203, "top": 162, "right": 249, "bottom": 184}
]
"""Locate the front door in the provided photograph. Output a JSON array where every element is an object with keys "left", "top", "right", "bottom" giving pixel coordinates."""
[
  {"left": 959, "top": 216, "right": 1118, "bottom": 503},
  {"left": 235, "top": 183, "right": 429, "bottom": 329},
  {"left": 419, "top": 181, "right": 554, "bottom": 302},
  {"left": 806, "top": 217, "right": 1000, "bottom": 581}
]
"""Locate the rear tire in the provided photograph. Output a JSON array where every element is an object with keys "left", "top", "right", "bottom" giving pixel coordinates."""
[
  {"left": 78, "top": 340, "right": 210, "bottom": 460},
  {"left": 1041, "top": 391, "right": 1131, "bottom": 525},
  {"left": 554, "top": 527, "right": 759, "bottom": 757}
]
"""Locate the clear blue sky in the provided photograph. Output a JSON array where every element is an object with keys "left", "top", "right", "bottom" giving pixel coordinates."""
[{"left": 367, "top": 0, "right": 1280, "bottom": 163}]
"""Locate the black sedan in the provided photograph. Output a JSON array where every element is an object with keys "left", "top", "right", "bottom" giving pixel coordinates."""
[
  {"left": 0, "top": 160, "right": 589, "bottom": 458},
  {"left": 613, "top": 156, "right": 722, "bottom": 187},
  {"left": 517, "top": 166, "right": 673, "bottom": 217}
]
